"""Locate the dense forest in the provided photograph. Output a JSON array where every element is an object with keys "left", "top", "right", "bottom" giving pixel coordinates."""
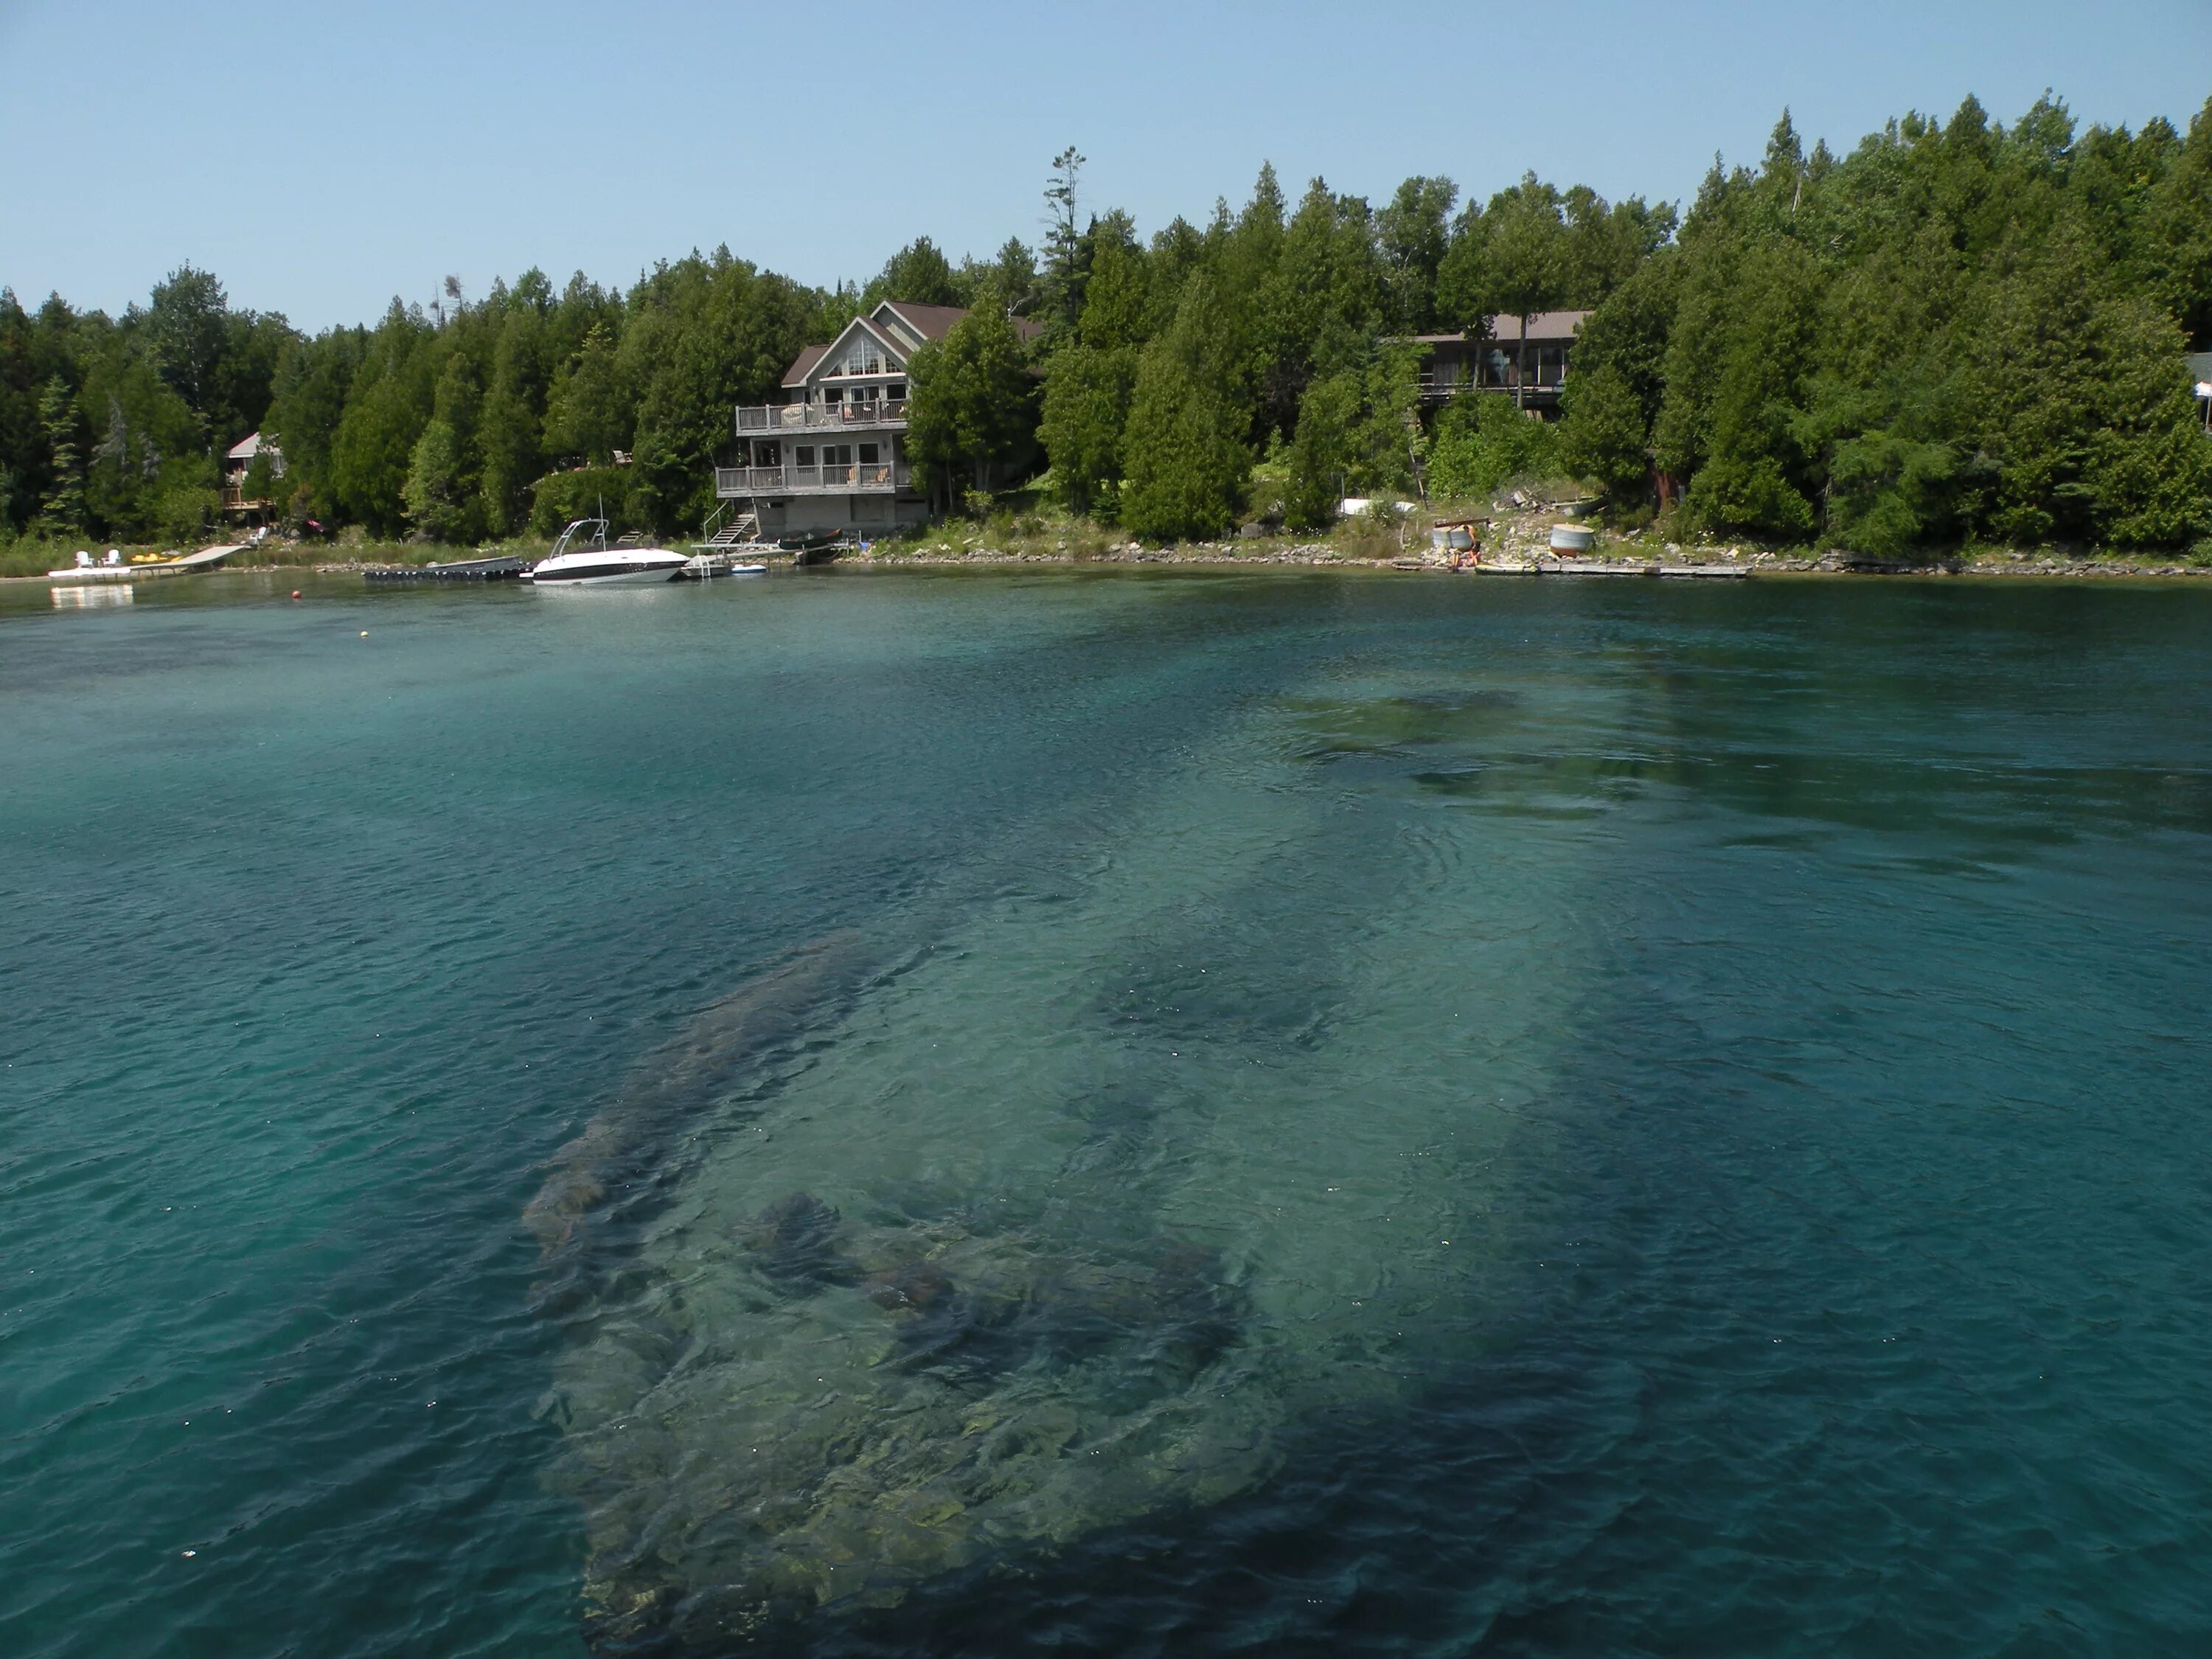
[{"left": 4, "top": 91, "right": 2210, "bottom": 557}]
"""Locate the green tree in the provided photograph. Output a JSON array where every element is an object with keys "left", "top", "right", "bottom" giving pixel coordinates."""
[
  {"left": 144, "top": 264, "right": 229, "bottom": 428},
  {"left": 327, "top": 302, "right": 434, "bottom": 536},
  {"left": 866, "top": 237, "right": 965, "bottom": 309},
  {"left": 1427, "top": 393, "right": 1562, "bottom": 502},
  {"left": 403, "top": 420, "right": 470, "bottom": 542},
  {"left": 2139, "top": 94, "right": 2212, "bottom": 343},
  {"left": 478, "top": 303, "right": 548, "bottom": 534},
  {"left": 1040, "top": 147, "right": 1088, "bottom": 331},
  {"left": 31, "top": 375, "right": 83, "bottom": 536},
  {"left": 1283, "top": 371, "right": 1358, "bottom": 530},
  {"left": 905, "top": 285, "right": 1037, "bottom": 507},
  {"left": 264, "top": 326, "right": 363, "bottom": 518},
  {"left": 1559, "top": 364, "right": 1654, "bottom": 513},
  {"left": 543, "top": 322, "right": 628, "bottom": 464},
  {"left": 1077, "top": 222, "right": 1150, "bottom": 352},
  {"left": 1377, "top": 175, "right": 1459, "bottom": 335},
  {"left": 1482, "top": 187, "right": 1569, "bottom": 411},
  {"left": 1260, "top": 178, "right": 1385, "bottom": 437},
  {"left": 1683, "top": 240, "right": 1823, "bottom": 540},
  {"left": 1441, "top": 175, "right": 1571, "bottom": 409},
  {"left": 1119, "top": 274, "right": 1252, "bottom": 540},
  {"left": 1040, "top": 344, "right": 1137, "bottom": 515}
]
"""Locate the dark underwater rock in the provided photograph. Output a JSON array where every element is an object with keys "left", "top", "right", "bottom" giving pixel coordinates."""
[{"left": 742, "top": 1191, "right": 852, "bottom": 1290}]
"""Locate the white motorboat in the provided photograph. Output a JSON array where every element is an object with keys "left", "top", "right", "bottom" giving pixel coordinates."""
[{"left": 525, "top": 519, "right": 689, "bottom": 586}]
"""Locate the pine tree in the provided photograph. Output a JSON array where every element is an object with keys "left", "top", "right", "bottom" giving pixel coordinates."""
[
  {"left": 32, "top": 375, "right": 83, "bottom": 536},
  {"left": 1377, "top": 175, "right": 1458, "bottom": 335},
  {"left": 1119, "top": 275, "right": 1252, "bottom": 541},
  {"left": 403, "top": 420, "right": 469, "bottom": 542},
  {"left": 1040, "top": 344, "right": 1137, "bottom": 515},
  {"left": 477, "top": 305, "right": 547, "bottom": 535},
  {"left": 1559, "top": 364, "right": 1652, "bottom": 513},
  {"left": 1283, "top": 372, "right": 1358, "bottom": 529},
  {"left": 905, "top": 285, "right": 1035, "bottom": 507},
  {"left": 1683, "top": 240, "right": 1822, "bottom": 540},
  {"left": 543, "top": 323, "right": 627, "bottom": 465}
]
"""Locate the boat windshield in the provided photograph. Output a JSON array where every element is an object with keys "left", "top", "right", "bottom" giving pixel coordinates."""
[{"left": 549, "top": 518, "right": 610, "bottom": 559}]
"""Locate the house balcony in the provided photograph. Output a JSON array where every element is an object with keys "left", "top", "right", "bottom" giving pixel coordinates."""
[
  {"left": 716, "top": 462, "right": 912, "bottom": 497},
  {"left": 735, "top": 400, "right": 908, "bottom": 433},
  {"left": 1416, "top": 372, "right": 1567, "bottom": 406}
]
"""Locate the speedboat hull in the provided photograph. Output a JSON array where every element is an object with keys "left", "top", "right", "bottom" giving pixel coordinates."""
[{"left": 526, "top": 549, "right": 688, "bottom": 586}]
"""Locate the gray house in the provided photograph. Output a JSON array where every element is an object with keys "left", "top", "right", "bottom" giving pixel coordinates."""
[
  {"left": 716, "top": 300, "right": 1015, "bottom": 538},
  {"left": 1411, "top": 310, "right": 1592, "bottom": 416}
]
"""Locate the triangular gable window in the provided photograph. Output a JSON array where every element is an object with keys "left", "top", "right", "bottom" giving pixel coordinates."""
[{"left": 815, "top": 319, "right": 903, "bottom": 380}]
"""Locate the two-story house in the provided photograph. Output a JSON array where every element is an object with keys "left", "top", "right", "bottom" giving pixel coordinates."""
[{"left": 716, "top": 299, "right": 1029, "bottom": 539}]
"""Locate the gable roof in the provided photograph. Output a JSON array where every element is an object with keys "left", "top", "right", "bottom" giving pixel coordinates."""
[
  {"left": 779, "top": 343, "right": 830, "bottom": 389},
  {"left": 777, "top": 303, "right": 1048, "bottom": 389},
  {"left": 226, "top": 431, "right": 266, "bottom": 461},
  {"left": 780, "top": 314, "right": 909, "bottom": 389},
  {"left": 876, "top": 301, "right": 969, "bottom": 346}
]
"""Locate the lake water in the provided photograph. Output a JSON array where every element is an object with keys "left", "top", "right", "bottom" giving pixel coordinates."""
[{"left": 4, "top": 568, "right": 2210, "bottom": 1657}]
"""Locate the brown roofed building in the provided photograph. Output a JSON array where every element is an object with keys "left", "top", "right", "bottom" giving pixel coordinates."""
[
  {"left": 720, "top": 299, "right": 1041, "bottom": 538},
  {"left": 1410, "top": 310, "right": 1592, "bottom": 416}
]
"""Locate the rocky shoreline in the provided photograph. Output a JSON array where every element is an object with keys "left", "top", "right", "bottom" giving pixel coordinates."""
[
  {"left": 11, "top": 552, "right": 2203, "bottom": 585},
  {"left": 766, "top": 544, "right": 2212, "bottom": 578}
]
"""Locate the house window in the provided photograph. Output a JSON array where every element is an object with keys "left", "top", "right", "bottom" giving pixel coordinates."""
[
  {"left": 824, "top": 387, "right": 843, "bottom": 403},
  {"left": 825, "top": 445, "right": 852, "bottom": 468},
  {"left": 858, "top": 443, "right": 879, "bottom": 465},
  {"left": 796, "top": 445, "right": 815, "bottom": 466},
  {"left": 888, "top": 382, "right": 906, "bottom": 400}
]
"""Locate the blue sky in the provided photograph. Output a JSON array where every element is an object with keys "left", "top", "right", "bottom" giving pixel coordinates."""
[{"left": 4, "top": 0, "right": 2209, "bottom": 331}]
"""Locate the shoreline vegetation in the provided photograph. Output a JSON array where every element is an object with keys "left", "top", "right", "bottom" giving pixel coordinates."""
[
  {"left": 11, "top": 496, "right": 2211, "bottom": 585},
  {"left": 7, "top": 92, "right": 2211, "bottom": 575}
]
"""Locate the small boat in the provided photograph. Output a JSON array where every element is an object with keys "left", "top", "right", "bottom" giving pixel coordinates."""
[
  {"left": 676, "top": 554, "right": 768, "bottom": 580},
  {"left": 776, "top": 528, "right": 845, "bottom": 567},
  {"left": 525, "top": 519, "right": 689, "bottom": 587}
]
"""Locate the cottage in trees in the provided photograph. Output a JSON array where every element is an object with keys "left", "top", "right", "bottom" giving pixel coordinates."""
[
  {"left": 1413, "top": 311, "right": 1590, "bottom": 415},
  {"left": 221, "top": 431, "right": 283, "bottom": 524},
  {"left": 717, "top": 300, "right": 1034, "bottom": 537}
]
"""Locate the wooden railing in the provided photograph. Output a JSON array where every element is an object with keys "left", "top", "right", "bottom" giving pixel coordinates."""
[
  {"left": 1415, "top": 373, "right": 1568, "bottom": 402},
  {"left": 735, "top": 400, "right": 908, "bottom": 432},
  {"left": 716, "top": 462, "right": 908, "bottom": 495}
]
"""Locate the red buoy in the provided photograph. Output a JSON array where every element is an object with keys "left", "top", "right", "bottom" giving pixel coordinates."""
[{"left": 291, "top": 590, "right": 302, "bottom": 599}]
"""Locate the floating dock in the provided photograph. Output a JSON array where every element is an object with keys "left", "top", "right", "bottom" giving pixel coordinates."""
[
  {"left": 364, "top": 555, "right": 527, "bottom": 584},
  {"left": 1474, "top": 558, "right": 1750, "bottom": 580}
]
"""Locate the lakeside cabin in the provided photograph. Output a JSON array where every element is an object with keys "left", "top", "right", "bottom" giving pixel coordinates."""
[
  {"left": 714, "top": 301, "right": 1043, "bottom": 539},
  {"left": 221, "top": 432, "right": 283, "bottom": 524},
  {"left": 1411, "top": 311, "right": 1592, "bottom": 417}
]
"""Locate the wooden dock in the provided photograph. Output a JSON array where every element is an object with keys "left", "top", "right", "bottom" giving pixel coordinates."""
[
  {"left": 46, "top": 543, "right": 243, "bottom": 581},
  {"left": 1473, "top": 558, "right": 1750, "bottom": 580}
]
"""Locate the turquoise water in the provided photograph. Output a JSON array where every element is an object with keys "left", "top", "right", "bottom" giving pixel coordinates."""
[{"left": 4, "top": 569, "right": 2210, "bottom": 1656}]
